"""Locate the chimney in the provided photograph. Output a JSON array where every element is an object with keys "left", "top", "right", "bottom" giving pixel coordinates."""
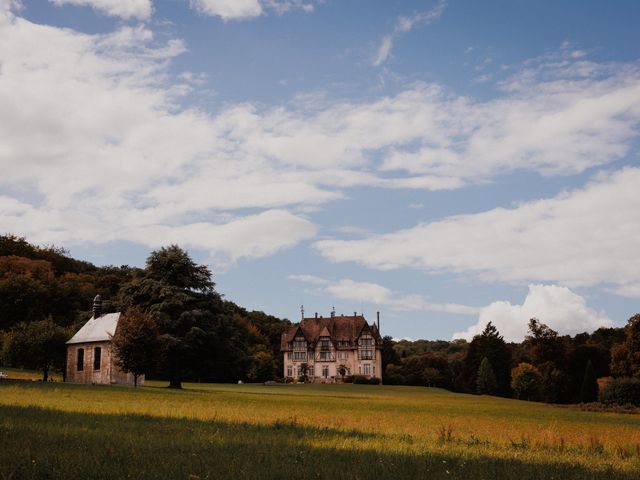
[
  {"left": 93, "top": 294, "right": 102, "bottom": 319},
  {"left": 315, "top": 312, "right": 318, "bottom": 319},
  {"left": 376, "top": 311, "right": 380, "bottom": 331},
  {"left": 354, "top": 311, "right": 357, "bottom": 317}
]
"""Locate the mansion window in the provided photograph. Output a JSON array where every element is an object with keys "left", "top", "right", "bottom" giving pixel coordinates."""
[
  {"left": 360, "top": 349, "right": 374, "bottom": 360},
  {"left": 359, "top": 336, "right": 373, "bottom": 346},
  {"left": 308, "top": 366, "right": 314, "bottom": 377},
  {"left": 322, "top": 365, "right": 329, "bottom": 378},
  {"left": 287, "top": 366, "right": 293, "bottom": 377},
  {"left": 338, "top": 351, "right": 349, "bottom": 360},
  {"left": 293, "top": 351, "right": 306, "bottom": 361},
  {"left": 293, "top": 338, "right": 307, "bottom": 349},
  {"left": 319, "top": 351, "right": 332, "bottom": 361},
  {"left": 320, "top": 338, "right": 330, "bottom": 350},
  {"left": 361, "top": 364, "right": 371, "bottom": 376}
]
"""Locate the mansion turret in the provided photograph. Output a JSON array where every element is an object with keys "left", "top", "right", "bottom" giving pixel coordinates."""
[{"left": 281, "top": 312, "right": 382, "bottom": 383}]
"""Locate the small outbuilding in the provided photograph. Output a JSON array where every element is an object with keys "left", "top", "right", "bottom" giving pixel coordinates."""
[{"left": 65, "top": 295, "right": 142, "bottom": 386}]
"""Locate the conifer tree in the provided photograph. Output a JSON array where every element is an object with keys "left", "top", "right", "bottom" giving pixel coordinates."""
[
  {"left": 476, "top": 356, "right": 498, "bottom": 395},
  {"left": 579, "top": 359, "right": 598, "bottom": 403}
]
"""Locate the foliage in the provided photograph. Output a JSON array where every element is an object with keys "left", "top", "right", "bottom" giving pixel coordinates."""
[
  {"left": 610, "top": 314, "right": 640, "bottom": 378},
  {"left": 112, "top": 306, "right": 160, "bottom": 386},
  {"left": 298, "top": 362, "right": 309, "bottom": 383},
  {"left": 511, "top": 363, "right": 542, "bottom": 401},
  {"left": 599, "top": 377, "right": 640, "bottom": 406},
  {"left": 2, "top": 318, "right": 70, "bottom": 381},
  {"left": 579, "top": 360, "right": 599, "bottom": 403},
  {"left": 352, "top": 375, "right": 381, "bottom": 384},
  {"left": 460, "top": 322, "right": 512, "bottom": 396},
  {"left": 476, "top": 357, "right": 498, "bottom": 395}
]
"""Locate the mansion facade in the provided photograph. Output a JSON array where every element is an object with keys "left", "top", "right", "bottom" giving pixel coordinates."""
[{"left": 281, "top": 312, "right": 382, "bottom": 383}]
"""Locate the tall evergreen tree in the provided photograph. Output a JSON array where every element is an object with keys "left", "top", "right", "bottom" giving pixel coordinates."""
[
  {"left": 476, "top": 356, "right": 498, "bottom": 395},
  {"left": 461, "top": 322, "right": 512, "bottom": 396},
  {"left": 119, "top": 245, "right": 238, "bottom": 389},
  {"left": 579, "top": 359, "right": 598, "bottom": 403}
]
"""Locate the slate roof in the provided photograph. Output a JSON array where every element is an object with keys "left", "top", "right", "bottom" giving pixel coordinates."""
[
  {"left": 66, "top": 312, "right": 121, "bottom": 344},
  {"left": 281, "top": 315, "right": 381, "bottom": 350}
]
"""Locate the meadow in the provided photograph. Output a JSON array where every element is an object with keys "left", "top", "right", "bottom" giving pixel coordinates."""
[{"left": 1, "top": 379, "right": 639, "bottom": 479}]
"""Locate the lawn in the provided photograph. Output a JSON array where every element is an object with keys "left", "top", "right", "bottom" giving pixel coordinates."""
[{"left": 1, "top": 380, "right": 639, "bottom": 479}]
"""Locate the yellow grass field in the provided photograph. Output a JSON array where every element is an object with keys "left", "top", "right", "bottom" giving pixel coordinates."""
[{"left": 1, "top": 380, "right": 639, "bottom": 479}]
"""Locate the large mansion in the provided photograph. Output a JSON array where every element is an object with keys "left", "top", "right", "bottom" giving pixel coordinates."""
[{"left": 281, "top": 312, "right": 382, "bottom": 382}]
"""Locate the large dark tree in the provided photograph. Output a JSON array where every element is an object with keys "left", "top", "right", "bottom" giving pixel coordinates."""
[
  {"left": 460, "top": 322, "right": 512, "bottom": 396},
  {"left": 2, "top": 318, "right": 70, "bottom": 381},
  {"left": 119, "top": 245, "right": 253, "bottom": 388}
]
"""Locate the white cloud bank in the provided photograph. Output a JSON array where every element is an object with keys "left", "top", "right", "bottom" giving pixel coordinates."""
[
  {"left": 315, "top": 168, "right": 640, "bottom": 296},
  {"left": 289, "top": 275, "right": 478, "bottom": 315},
  {"left": 2, "top": 5, "right": 640, "bottom": 270},
  {"left": 49, "top": 0, "right": 152, "bottom": 20},
  {"left": 453, "top": 284, "right": 612, "bottom": 342}
]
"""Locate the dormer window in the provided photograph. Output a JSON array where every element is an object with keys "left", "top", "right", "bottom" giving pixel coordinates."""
[
  {"left": 293, "top": 337, "right": 306, "bottom": 349},
  {"left": 320, "top": 338, "right": 330, "bottom": 350}
]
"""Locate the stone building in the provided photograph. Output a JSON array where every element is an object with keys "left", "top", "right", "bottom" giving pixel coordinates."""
[
  {"left": 281, "top": 312, "right": 382, "bottom": 383},
  {"left": 65, "top": 295, "right": 142, "bottom": 386}
]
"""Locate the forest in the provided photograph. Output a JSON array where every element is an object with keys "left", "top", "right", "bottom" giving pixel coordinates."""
[{"left": 1, "top": 234, "right": 638, "bottom": 404}]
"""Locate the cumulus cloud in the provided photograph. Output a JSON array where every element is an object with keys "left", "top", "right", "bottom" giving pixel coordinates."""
[
  {"left": 189, "top": 0, "right": 314, "bottom": 21},
  {"left": 49, "top": 0, "right": 152, "bottom": 20},
  {"left": 3, "top": 6, "right": 640, "bottom": 270},
  {"left": 315, "top": 168, "right": 640, "bottom": 296},
  {"left": 453, "top": 284, "right": 612, "bottom": 342},
  {"left": 290, "top": 275, "right": 478, "bottom": 315},
  {"left": 373, "top": 0, "right": 447, "bottom": 66}
]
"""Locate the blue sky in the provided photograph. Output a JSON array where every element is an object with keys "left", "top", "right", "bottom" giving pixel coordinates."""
[{"left": 1, "top": 0, "right": 639, "bottom": 341}]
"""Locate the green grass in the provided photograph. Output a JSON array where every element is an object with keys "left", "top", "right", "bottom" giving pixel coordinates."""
[{"left": 1, "top": 381, "right": 639, "bottom": 479}]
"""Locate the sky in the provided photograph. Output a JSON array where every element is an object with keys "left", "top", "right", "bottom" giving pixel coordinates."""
[{"left": 1, "top": 0, "right": 639, "bottom": 341}]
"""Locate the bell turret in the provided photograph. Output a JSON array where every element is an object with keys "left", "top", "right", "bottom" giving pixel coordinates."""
[{"left": 93, "top": 294, "right": 102, "bottom": 318}]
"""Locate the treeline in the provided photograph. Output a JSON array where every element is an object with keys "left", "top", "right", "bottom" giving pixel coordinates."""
[
  {"left": 383, "top": 317, "right": 640, "bottom": 405},
  {"left": 0, "top": 235, "right": 290, "bottom": 386}
]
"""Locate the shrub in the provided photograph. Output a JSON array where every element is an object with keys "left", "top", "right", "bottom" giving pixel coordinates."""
[
  {"left": 599, "top": 377, "right": 640, "bottom": 406},
  {"left": 353, "top": 376, "right": 381, "bottom": 385},
  {"left": 342, "top": 375, "right": 354, "bottom": 383},
  {"left": 511, "top": 363, "right": 542, "bottom": 401}
]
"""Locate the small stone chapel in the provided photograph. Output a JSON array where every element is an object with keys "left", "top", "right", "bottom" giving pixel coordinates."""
[{"left": 65, "top": 295, "right": 142, "bottom": 386}]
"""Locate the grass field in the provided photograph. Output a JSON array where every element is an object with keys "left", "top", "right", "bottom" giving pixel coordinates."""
[{"left": 1, "top": 380, "right": 639, "bottom": 479}]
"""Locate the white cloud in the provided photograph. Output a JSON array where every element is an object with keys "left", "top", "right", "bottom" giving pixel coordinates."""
[
  {"left": 453, "top": 284, "right": 612, "bottom": 342},
  {"left": 49, "top": 0, "right": 152, "bottom": 20},
  {"left": 315, "top": 168, "right": 640, "bottom": 295},
  {"left": 189, "top": 0, "right": 262, "bottom": 21},
  {"left": 189, "top": 0, "right": 314, "bottom": 21},
  {"left": 291, "top": 276, "right": 478, "bottom": 315},
  {"left": 2, "top": 7, "right": 640, "bottom": 270},
  {"left": 373, "top": 0, "right": 447, "bottom": 66}
]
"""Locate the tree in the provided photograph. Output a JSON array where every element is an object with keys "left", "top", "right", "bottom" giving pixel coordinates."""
[
  {"left": 511, "top": 363, "right": 542, "bottom": 401},
  {"left": 476, "top": 357, "right": 498, "bottom": 395},
  {"left": 381, "top": 335, "right": 400, "bottom": 375},
  {"left": 111, "top": 306, "right": 160, "bottom": 387},
  {"left": 119, "top": 245, "right": 226, "bottom": 389},
  {"left": 579, "top": 360, "right": 598, "bottom": 403},
  {"left": 460, "top": 322, "right": 512, "bottom": 396},
  {"left": 3, "top": 318, "right": 69, "bottom": 381},
  {"left": 298, "top": 363, "right": 309, "bottom": 383},
  {"left": 610, "top": 314, "right": 640, "bottom": 379}
]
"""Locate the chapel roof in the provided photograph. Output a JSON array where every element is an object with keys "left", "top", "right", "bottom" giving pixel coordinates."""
[{"left": 66, "top": 312, "right": 121, "bottom": 344}]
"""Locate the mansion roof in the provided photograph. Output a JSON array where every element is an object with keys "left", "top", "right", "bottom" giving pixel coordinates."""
[{"left": 281, "top": 315, "right": 381, "bottom": 351}]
